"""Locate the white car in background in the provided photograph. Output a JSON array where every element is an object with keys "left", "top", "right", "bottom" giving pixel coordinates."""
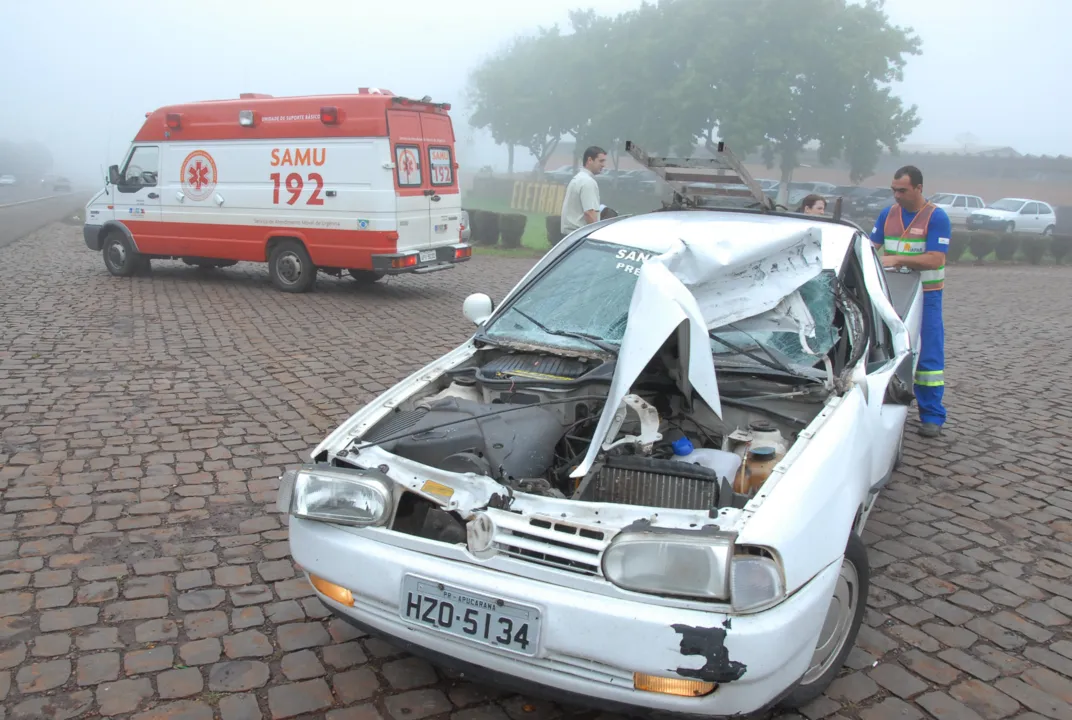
[
  {"left": 966, "top": 197, "right": 1058, "bottom": 235},
  {"left": 0, "top": 175, "right": 16, "bottom": 186},
  {"left": 279, "top": 205, "right": 924, "bottom": 718},
  {"left": 928, "top": 193, "right": 985, "bottom": 226}
]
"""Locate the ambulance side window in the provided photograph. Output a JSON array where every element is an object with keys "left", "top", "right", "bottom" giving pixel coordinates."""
[
  {"left": 394, "top": 145, "right": 422, "bottom": 188},
  {"left": 429, "top": 146, "right": 453, "bottom": 187},
  {"left": 119, "top": 146, "right": 160, "bottom": 190}
]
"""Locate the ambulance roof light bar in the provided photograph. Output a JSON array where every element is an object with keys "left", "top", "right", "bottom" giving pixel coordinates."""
[{"left": 624, "top": 139, "right": 775, "bottom": 212}]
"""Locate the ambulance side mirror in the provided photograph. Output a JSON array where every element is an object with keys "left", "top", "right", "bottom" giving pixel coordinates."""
[
  {"left": 108, "top": 165, "right": 121, "bottom": 185},
  {"left": 463, "top": 293, "right": 494, "bottom": 326}
]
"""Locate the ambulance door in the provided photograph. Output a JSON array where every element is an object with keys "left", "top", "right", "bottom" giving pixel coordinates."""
[
  {"left": 421, "top": 112, "right": 461, "bottom": 247},
  {"left": 386, "top": 109, "right": 433, "bottom": 253},
  {"left": 113, "top": 145, "right": 164, "bottom": 252}
]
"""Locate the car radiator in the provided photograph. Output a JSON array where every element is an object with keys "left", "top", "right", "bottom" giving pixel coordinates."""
[{"left": 580, "top": 456, "right": 722, "bottom": 511}]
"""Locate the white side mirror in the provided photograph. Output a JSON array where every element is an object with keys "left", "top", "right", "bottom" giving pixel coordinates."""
[{"left": 463, "top": 293, "right": 494, "bottom": 325}]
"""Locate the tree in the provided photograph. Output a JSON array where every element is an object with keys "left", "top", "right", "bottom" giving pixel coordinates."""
[{"left": 467, "top": 27, "right": 585, "bottom": 175}]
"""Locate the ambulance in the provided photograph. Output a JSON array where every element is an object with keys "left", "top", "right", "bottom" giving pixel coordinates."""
[{"left": 83, "top": 89, "right": 471, "bottom": 292}]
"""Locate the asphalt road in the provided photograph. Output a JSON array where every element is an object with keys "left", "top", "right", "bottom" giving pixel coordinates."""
[{"left": 0, "top": 191, "right": 93, "bottom": 249}]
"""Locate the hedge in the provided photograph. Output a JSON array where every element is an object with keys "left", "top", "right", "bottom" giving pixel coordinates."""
[
  {"left": 968, "top": 231, "right": 998, "bottom": 261},
  {"left": 499, "top": 213, "right": 527, "bottom": 249},
  {"left": 947, "top": 231, "right": 970, "bottom": 263},
  {"left": 546, "top": 215, "right": 565, "bottom": 247},
  {"left": 1022, "top": 235, "right": 1052, "bottom": 265},
  {"left": 994, "top": 232, "right": 1021, "bottom": 262},
  {"left": 1053, "top": 235, "right": 1072, "bottom": 263}
]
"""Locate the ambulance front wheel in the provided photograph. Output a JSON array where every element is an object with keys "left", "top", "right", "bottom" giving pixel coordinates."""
[
  {"left": 268, "top": 240, "right": 317, "bottom": 293},
  {"left": 102, "top": 232, "right": 148, "bottom": 277}
]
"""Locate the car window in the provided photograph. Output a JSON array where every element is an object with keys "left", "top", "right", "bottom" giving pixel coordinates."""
[
  {"left": 1038, "top": 202, "right": 1054, "bottom": 215},
  {"left": 121, "top": 146, "right": 160, "bottom": 187},
  {"left": 428, "top": 146, "right": 454, "bottom": 187},
  {"left": 953, "top": 196, "right": 967, "bottom": 207},
  {"left": 930, "top": 194, "right": 954, "bottom": 204},
  {"left": 394, "top": 145, "right": 422, "bottom": 187},
  {"left": 969, "top": 197, "right": 984, "bottom": 209},
  {"left": 989, "top": 198, "right": 1024, "bottom": 212},
  {"left": 1020, "top": 202, "right": 1039, "bottom": 215},
  {"left": 484, "top": 238, "right": 840, "bottom": 370}
]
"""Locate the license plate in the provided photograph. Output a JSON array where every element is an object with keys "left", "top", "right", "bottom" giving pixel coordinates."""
[
  {"left": 434, "top": 223, "right": 448, "bottom": 233},
  {"left": 400, "top": 575, "right": 541, "bottom": 656},
  {"left": 419, "top": 250, "right": 437, "bottom": 262}
]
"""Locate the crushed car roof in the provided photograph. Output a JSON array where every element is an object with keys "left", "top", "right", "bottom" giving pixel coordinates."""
[{"left": 586, "top": 210, "right": 858, "bottom": 270}]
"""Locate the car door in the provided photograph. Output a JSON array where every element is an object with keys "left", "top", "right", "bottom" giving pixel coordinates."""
[
  {"left": 113, "top": 145, "right": 164, "bottom": 252},
  {"left": 387, "top": 109, "right": 432, "bottom": 254},
  {"left": 421, "top": 112, "right": 462, "bottom": 250},
  {"left": 950, "top": 195, "right": 969, "bottom": 225},
  {"left": 856, "top": 234, "right": 921, "bottom": 489},
  {"left": 1018, "top": 202, "right": 1041, "bottom": 232},
  {"left": 1038, "top": 202, "right": 1056, "bottom": 232}
]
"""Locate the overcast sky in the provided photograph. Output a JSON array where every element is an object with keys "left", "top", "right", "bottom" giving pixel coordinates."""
[{"left": 0, "top": 0, "right": 1067, "bottom": 180}]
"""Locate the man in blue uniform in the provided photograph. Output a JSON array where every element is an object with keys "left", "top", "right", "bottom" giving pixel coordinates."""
[{"left": 870, "top": 165, "right": 950, "bottom": 438}]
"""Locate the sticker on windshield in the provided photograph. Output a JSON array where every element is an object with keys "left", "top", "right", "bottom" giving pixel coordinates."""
[{"left": 614, "top": 248, "right": 654, "bottom": 276}]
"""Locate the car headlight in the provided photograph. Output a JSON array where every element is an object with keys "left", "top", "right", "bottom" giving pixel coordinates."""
[
  {"left": 602, "top": 532, "right": 734, "bottom": 600},
  {"left": 730, "top": 551, "right": 786, "bottom": 613},
  {"left": 279, "top": 465, "right": 393, "bottom": 527},
  {"left": 602, "top": 532, "right": 786, "bottom": 610}
]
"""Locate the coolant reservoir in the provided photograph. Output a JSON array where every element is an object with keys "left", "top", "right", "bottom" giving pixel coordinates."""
[
  {"left": 744, "top": 446, "right": 780, "bottom": 494},
  {"left": 671, "top": 436, "right": 742, "bottom": 483},
  {"left": 748, "top": 420, "right": 787, "bottom": 457}
]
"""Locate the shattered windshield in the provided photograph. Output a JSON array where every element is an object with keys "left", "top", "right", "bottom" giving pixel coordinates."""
[{"left": 484, "top": 238, "right": 840, "bottom": 370}]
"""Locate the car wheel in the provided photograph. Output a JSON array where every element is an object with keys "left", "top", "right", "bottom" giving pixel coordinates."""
[
  {"left": 102, "top": 232, "right": 145, "bottom": 277},
  {"left": 348, "top": 269, "right": 385, "bottom": 283},
  {"left": 1005, "top": 222, "right": 1015, "bottom": 233},
  {"left": 777, "top": 533, "right": 869, "bottom": 710},
  {"left": 269, "top": 240, "right": 317, "bottom": 293},
  {"left": 1043, "top": 225, "right": 1055, "bottom": 236}
]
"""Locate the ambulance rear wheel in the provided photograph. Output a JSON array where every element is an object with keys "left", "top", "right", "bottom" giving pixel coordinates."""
[
  {"left": 269, "top": 240, "right": 317, "bottom": 293},
  {"left": 347, "top": 269, "right": 385, "bottom": 283},
  {"left": 102, "top": 232, "right": 145, "bottom": 277}
]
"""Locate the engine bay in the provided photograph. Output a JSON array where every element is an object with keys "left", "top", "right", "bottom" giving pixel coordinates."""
[{"left": 347, "top": 345, "right": 831, "bottom": 513}]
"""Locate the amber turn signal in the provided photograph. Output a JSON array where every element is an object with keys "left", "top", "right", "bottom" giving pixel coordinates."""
[
  {"left": 308, "top": 574, "right": 354, "bottom": 607},
  {"left": 633, "top": 672, "right": 717, "bottom": 697}
]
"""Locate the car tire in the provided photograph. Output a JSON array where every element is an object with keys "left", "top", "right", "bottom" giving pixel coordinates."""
[
  {"left": 776, "top": 532, "right": 869, "bottom": 710},
  {"left": 348, "top": 269, "right": 385, "bottom": 283},
  {"left": 268, "top": 240, "right": 317, "bottom": 293},
  {"left": 1005, "top": 222, "right": 1015, "bottom": 233},
  {"left": 1043, "top": 225, "right": 1054, "bottom": 236},
  {"left": 101, "top": 232, "right": 145, "bottom": 277}
]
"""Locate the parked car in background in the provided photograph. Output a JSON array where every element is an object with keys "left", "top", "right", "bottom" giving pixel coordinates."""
[
  {"left": 928, "top": 193, "right": 985, "bottom": 226},
  {"left": 787, "top": 182, "right": 838, "bottom": 207},
  {"left": 830, "top": 186, "right": 880, "bottom": 215},
  {"left": 52, "top": 176, "right": 72, "bottom": 192},
  {"left": 0, "top": 175, "right": 16, "bottom": 187},
  {"left": 855, "top": 188, "right": 894, "bottom": 218},
  {"left": 544, "top": 165, "right": 577, "bottom": 184},
  {"left": 966, "top": 198, "right": 1057, "bottom": 235}
]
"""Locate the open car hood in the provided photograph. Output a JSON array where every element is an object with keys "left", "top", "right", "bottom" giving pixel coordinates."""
[{"left": 571, "top": 225, "right": 825, "bottom": 478}]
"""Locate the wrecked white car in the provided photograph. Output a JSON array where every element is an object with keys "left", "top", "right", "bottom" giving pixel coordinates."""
[{"left": 279, "top": 208, "right": 924, "bottom": 717}]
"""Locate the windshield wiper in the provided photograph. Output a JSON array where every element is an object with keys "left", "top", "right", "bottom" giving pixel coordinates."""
[
  {"left": 708, "top": 325, "right": 813, "bottom": 381},
  {"left": 509, "top": 307, "right": 619, "bottom": 354}
]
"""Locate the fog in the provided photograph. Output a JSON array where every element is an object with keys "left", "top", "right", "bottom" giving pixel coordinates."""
[{"left": 0, "top": 0, "right": 1068, "bottom": 185}]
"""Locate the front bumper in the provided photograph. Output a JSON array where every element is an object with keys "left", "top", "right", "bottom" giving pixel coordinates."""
[
  {"left": 83, "top": 224, "right": 103, "bottom": 251},
  {"left": 289, "top": 518, "right": 841, "bottom": 717},
  {"left": 372, "top": 243, "right": 472, "bottom": 275},
  {"left": 966, "top": 216, "right": 1010, "bottom": 231}
]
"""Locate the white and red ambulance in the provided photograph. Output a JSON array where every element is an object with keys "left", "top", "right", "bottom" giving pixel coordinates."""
[{"left": 83, "top": 89, "right": 471, "bottom": 292}]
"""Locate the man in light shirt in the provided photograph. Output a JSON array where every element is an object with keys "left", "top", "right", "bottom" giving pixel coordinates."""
[{"left": 560, "top": 146, "right": 607, "bottom": 235}]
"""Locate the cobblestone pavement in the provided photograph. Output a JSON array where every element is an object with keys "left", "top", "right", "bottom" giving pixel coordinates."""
[{"left": 1, "top": 221, "right": 1071, "bottom": 720}]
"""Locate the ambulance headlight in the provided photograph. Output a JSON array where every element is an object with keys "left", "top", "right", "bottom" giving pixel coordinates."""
[{"left": 288, "top": 466, "right": 392, "bottom": 527}]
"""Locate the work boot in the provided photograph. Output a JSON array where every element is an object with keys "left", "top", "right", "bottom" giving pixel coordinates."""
[{"left": 918, "top": 422, "right": 942, "bottom": 438}]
